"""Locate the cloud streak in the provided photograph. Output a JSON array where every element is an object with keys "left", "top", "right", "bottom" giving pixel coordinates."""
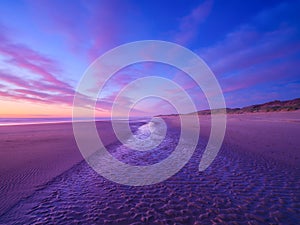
[
  {"left": 0, "top": 0, "right": 299, "bottom": 116},
  {"left": 195, "top": 3, "right": 300, "bottom": 98},
  {"left": 0, "top": 26, "right": 76, "bottom": 108},
  {"left": 174, "top": 0, "right": 214, "bottom": 45}
]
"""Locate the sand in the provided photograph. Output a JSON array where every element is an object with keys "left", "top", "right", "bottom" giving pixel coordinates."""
[
  {"left": 0, "top": 112, "right": 299, "bottom": 224},
  {"left": 0, "top": 121, "right": 124, "bottom": 216},
  {"left": 163, "top": 111, "right": 300, "bottom": 168}
]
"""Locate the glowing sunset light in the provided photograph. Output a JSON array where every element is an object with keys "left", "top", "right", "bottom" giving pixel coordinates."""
[{"left": 0, "top": 0, "right": 299, "bottom": 119}]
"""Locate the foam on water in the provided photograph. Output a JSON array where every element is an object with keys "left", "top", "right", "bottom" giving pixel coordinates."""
[{"left": 122, "top": 118, "right": 168, "bottom": 152}]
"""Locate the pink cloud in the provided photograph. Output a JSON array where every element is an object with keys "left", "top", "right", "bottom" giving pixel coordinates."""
[
  {"left": 0, "top": 23, "right": 79, "bottom": 109},
  {"left": 0, "top": 85, "right": 75, "bottom": 107},
  {"left": 0, "top": 69, "right": 76, "bottom": 106},
  {"left": 172, "top": 71, "right": 198, "bottom": 91},
  {"left": 1, "top": 68, "right": 131, "bottom": 112},
  {"left": 27, "top": 0, "right": 89, "bottom": 54},
  {"left": 27, "top": 0, "right": 133, "bottom": 62},
  {"left": 174, "top": 0, "right": 214, "bottom": 45},
  {"left": 30, "top": 80, "right": 74, "bottom": 95},
  {"left": 0, "top": 89, "right": 48, "bottom": 104},
  {"left": 0, "top": 41, "right": 70, "bottom": 88},
  {"left": 13, "top": 89, "right": 51, "bottom": 99},
  {"left": 0, "top": 71, "right": 33, "bottom": 89},
  {"left": 83, "top": 0, "right": 134, "bottom": 60}
]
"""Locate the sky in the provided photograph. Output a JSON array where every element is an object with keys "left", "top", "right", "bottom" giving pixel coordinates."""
[{"left": 0, "top": 0, "right": 299, "bottom": 118}]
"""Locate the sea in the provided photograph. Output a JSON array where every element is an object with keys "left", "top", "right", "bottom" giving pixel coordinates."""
[{"left": 0, "top": 117, "right": 150, "bottom": 126}]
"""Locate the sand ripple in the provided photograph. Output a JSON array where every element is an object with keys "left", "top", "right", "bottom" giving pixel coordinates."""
[{"left": 0, "top": 126, "right": 299, "bottom": 224}]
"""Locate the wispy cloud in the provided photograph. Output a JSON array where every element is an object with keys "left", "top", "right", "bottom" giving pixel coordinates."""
[
  {"left": 0, "top": 0, "right": 299, "bottom": 116},
  {"left": 195, "top": 2, "right": 300, "bottom": 99},
  {"left": 174, "top": 0, "right": 214, "bottom": 45},
  {"left": 0, "top": 34, "right": 70, "bottom": 87},
  {"left": 0, "top": 25, "right": 75, "bottom": 107},
  {"left": 27, "top": 0, "right": 135, "bottom": 61}
]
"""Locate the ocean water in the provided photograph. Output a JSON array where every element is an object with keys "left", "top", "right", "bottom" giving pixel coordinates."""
[
  {"left": 0, "top": 117, "right": 150, "bottom": 126},
  {"left": 0, "top": 118, "right": 74, "bottom": 126}
]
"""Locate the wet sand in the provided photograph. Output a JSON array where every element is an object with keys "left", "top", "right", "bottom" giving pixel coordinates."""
[
  {"left": 0, "top": 112, "right": 299, "bottom": 224},
  {"left": 0, "top": 121, "right": 126, "bottom": 216}
]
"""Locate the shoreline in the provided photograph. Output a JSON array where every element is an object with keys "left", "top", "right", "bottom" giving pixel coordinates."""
[
  {"left": 1, "top": 112, "right": 299, "bottom": 224},
  {"left": 0, "top": 117, "right": 150, "bottom": 127},
  {"left": 0, "top": 111, "right": 299, "bottom": 215}
]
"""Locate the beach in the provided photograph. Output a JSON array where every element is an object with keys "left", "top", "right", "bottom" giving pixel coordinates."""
[
  {"left": 0, "top": 120, "right": 126, "bottom": 215},
  {"left": 0, "top": 111, "right": 299, "bottom": 224},
  {"left": 163, "top": 111, "right": 300, "bottom": 168},
  {"left": 1, "top": 0, "right": 299, "bottom": 224}
]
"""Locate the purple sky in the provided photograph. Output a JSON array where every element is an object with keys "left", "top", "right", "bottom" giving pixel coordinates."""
[{"left": 0, "top": 0, "right": 299, "bottom": 117}]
